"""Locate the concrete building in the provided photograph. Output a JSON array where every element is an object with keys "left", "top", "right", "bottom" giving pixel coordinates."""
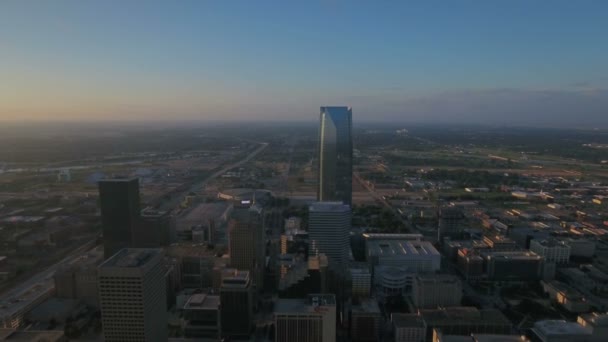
[
  {"left": 412, "top": 274, "right": 463, "bottom": 309},
  {"left": 98, "top": 248, "right": 167, "bottom": 342},
  {"left": 350, "top": 266, "right": 371, "bottom": 299},
  {"left": 350, "top": 299, "right": 381, "bottom": 342},
  {"left": 438, "top": 207, "right": 465, "bottom": 240},
  {"left": 133, "top": 208, "right": 173, "bottom": 248},
  {"left": 182, "top": 293, "right": 220, "bottom": 339},
  {"left": 366, "top": 238, "right": 441, "bottom": 273},
  {"left": 542, "top": 281, "right": 590, "bottom": 313},
  {"left": 532, "top": 320, "right": 591, "bottom": 342},
  {"left": 317, "top": 106, "right": 353, "bottom": 206},
  {"left": 220, "top": 269, "right": 253, "bottom": 338},
  {"left": 482, "top": 251, "right": 543, "bottom": 281},
  {"left": 308, "top": 202, "right": 350, "bottom": 272},
  {"left": 392, "top": 313, "right": 426, "bottom": 342},
  {"left": 578, "top": 312, "right": 608, "bottom": 342},
  {"left": 165, "top": 243, "right": 218, "bottom": 289},
  {"left": 420, "top": 307, "right": 512, "bottom": 338},
  {"left": 228, "top": 205, "right": 265, "bottom": 290},
  {"left": 457, "top": 249, "right": 485, "bottom": 280},
  {"left": 274, "top": 294, "right": 336, "bottom": 342},
  {"left": 0, "top": 280, "right": 54, "bottom": 328},
  {"left": 562, "top": 238, "right": 596, "bottom": 259},
  {"left": 98, "top": 178, "right": 141, "bottom": 258},
  {"left": 530, "top": 239, "right": 571, "bottom": 264}
]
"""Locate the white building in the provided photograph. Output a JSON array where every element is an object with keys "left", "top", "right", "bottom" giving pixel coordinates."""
[
  {"left": 392, "top": 313, "right": 425, "bottom": 342},
  {"left": 98, "top": 248, "right": 167, "bottom": 342},
  {"left": 532, "top": 320, "right": 591, "bottom": 342},
  {"left": 308, "top": 202, "right": 350, "bottom": 272},
  {"left": 366, "top": 238, "right": 441, "bottom": 273},
  {"left": 530, "top": 239, "right": 571, "bottom": 264},
  {"left": 412, "top": 274, "right": 463, "bottom": 309},
  {"left": 275, "top": 294, "right": 336, "bottom": 342}
]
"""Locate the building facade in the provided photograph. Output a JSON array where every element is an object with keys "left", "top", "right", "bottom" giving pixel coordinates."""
[
  {"left": 308, "top": 202, "right": 350, "bottom": 272},
  {"left": 530, "top": 239, "right": 571, "bottom": 264},
  {"left": 98, "top": 248, "right": 167, "bottom": 342},
  {"left": 274, "top": 294, "right": 337, "bottom": 342},
  {"left": 98, "top": 178, "right": 141, "bottom": 258},
  {"left": 412, "top": 274, "right": 463, "bottom": 309},
  {"left": 220, "top": 270, "right": 253, "bottom": 338},
  {"left": 317, "top": 106, "right": 353, "bottom": 206},
  {"left": 228, "top": 205, "right": 265, "bottom": 289}
]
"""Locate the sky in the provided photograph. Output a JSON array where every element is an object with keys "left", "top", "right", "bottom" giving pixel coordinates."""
[{"left": 1, "top": 1, "right": 607, "bottom": 126}]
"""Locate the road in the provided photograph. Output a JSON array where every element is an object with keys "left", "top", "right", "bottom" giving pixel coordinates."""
[{"left": 159, "top": 142, "right": 268, "bottom": 211}]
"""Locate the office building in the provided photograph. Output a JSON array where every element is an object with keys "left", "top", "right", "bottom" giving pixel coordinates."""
[
  {"left": 412, "top": 274, "right": 463, "bottom": 309},
  {"left": 317, "top": 106, "right": 353, "bottom": 206},
  {"left": 228, "top": 205, "right": 265, "bottom": 289},
  {"left": 308, "top": 202, "right": 350, "bottom": 272},
  {"left": 392, "top": 313, "right": 426, "bottom": 342},
  {"left": 220, "top": 269, "right": 253, "bottom": 338},
  {"left": 350, "top": 299, "right": 381, "bottom": 342},
  {"left": 530, "top": 239, "right": 571, "bottom": 264},
  {"left": 350, "top": 266, "right": 371, "bottom": 299},
  {"left": 274, "top": 294, "right": 336, "bottom": 342},
  {"left": 54, "top": 248, "right": 103, "bottom": 307},
  {"left": 457, "top": 249, "right": 485, "bottom": 280},
  {"left": 578, "top": 312, "right": 608, "bottom": 342},
  {"left": 366, "top": 237, "right": 441, "bottom": 273},
  {"left": 182, "top": 293, "right": 220, "bottom": 339},
  {"left": 532, "top": 320, "right": 591, "bottom": 342},
  {"left": 98, "top": 178, "right": 141, "bottom": 258},
  {"left": 483, "top": 251, "right": 543, "bottom": 281},
  {"left": 98, "top": 248, "right": 167, "bottom": 342},
  {"left": 438, "top": 207, "right": 464, "bottom": 240},
  {"left": 482, "top": 235, "right": 519, "bottom": 251},
  {"left": 420, "top": 307, "right": 512, "bottom": 337},
  {"left": 133, "top": 208, "right": 172, "bottom": 248}
]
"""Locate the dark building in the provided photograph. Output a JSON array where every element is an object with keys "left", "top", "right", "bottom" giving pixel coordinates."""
[
  {"left": 438, "top": 207, "right": 464, "bottom": 241},
  {"left": 133, "top": 208, "right": 173, "bottom": 248},
  {"left": 98, "top": 178, "right": 141, "bottom": 258},
  {"left": 317, "top": 106, "right": 353, "bottom": 206},
  {"left": 228, "top": 205, "right": 265, "bottom": 291},
  {"left": 220, "top": 270, "right": 253, "bottom": 338}
]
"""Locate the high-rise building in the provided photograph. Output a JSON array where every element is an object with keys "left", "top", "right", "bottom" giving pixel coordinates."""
[
  {"left": 98, "top": 248, "right": 167, "bottom": 342},
  {"left": 228, "top": 204, "right": 265, "bottom": 289},
  {"left": 308, "top": 202, "right": 350, "bottom": 272},
  {"left": 220, "top": 269, "right": 253, "bottom": 338},
  {"left": 317, "top": 106, "right": 353, "bottom": 206},
  {"left": 412, "top": 274, "right": 463, "bottom": 309},
  {"left": 132, "top": 208, "right": 173, "bottom": 248},
  {"left": 182, "top": 293, "right": 221, "bottom": 339},
  {"left": 274, "top": 294, "right": 337, "bottom": 342},
  {"left": 98, "top": 178, "right": 141, "bottom": 258}
]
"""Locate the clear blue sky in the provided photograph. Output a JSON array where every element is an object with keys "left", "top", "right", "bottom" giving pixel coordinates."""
[{"left": 1, "top": 1, "right": 607, "bottom": 126}]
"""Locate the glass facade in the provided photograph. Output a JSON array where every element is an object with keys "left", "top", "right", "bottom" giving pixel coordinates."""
[{"left": 317, "top": 106, "right": 353, "bottom": 206}]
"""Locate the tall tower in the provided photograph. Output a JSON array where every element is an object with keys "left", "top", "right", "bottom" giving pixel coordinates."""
[
  {"left": 98, "top": 178, "right": 141, "bottom": 258},
  {"left": 318, "top": 106, "right": 353, "bottom": 206},
  {"left": 98, "top": 248, "right": 167, "bottom": 342},
  {"left": 308, "top": 202, "right": 351, "bottom": 272},
  {"left": 228, "top": 204, "right": 265, "bottom": 290},
  {"left": 220, "top": 269, "right": 253, "bottom": 338}
]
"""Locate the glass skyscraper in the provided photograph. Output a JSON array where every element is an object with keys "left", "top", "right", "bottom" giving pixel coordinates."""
[{"left": 317, "top": 106, "right": 353, "bottom": 206}]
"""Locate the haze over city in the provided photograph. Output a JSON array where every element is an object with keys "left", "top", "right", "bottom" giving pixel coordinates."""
[{"left": 1, "top": 1, "right": 607, "bottom": 126}]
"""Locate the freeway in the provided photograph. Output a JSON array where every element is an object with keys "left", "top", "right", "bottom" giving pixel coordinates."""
[{"left": 159, "top": 141, "right": 268, "bottom": 211}]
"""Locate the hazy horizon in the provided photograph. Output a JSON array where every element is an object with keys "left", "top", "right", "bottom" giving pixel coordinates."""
[{"left": 2, "top": 1, "right": 607, "bottom": 126}]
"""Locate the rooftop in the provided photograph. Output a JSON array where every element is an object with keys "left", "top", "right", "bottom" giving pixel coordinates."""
[
  {"left": 275, "top": 294, "right": 336, "bottom": 314},
  {"left": 221, "top": 269, "right": 250, "bottom": 288},
  {"left": 367, "top": 239, "right": 440, "bottom": 258},
  {"left": 363, "top": 233, "right": 423, "bottom": 241},
  {"left": 100, "top": 248, "right": 162, "bottom": 268},
  {"left": 533, "top": 320, "right": 590, "bottom": 336},
  {"left": 183, "top": 293, "right": 220, "bottom": 311},
  {"left": 482, "top": 251, "right": 542, "bottom": 260},
  {"left": 392, "top": 313, "right": 425, "bottom": 328},
  {"left": 309, "top": 202, "right": 350, "bottom": 212},
  {"left": 0, "top": 329, "right": 65, "bottom": 341},
  {"left": 351, "top": 299, "right": 381, "bottom": 314}
]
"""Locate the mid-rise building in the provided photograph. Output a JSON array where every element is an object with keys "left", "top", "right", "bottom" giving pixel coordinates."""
[
  {"left": 577, "top": 312, "right": 608, "bottom": 342},
  {"left": 274, "top": 294, "right": 336, "bottom": 342},
  {"left": 392, "top": 313, "right": 426, "bottom": 342},
  {"left": 350, "top": 266, "right": 371, "bottom": 299},
  {"left": 420, "top": 307, "right": 512, "bottom": 338},
  {"left": 530, "top": 239, "right": 571, "bottom": 264},
  {"left": 412, "top": 274, "right": 463, "bottom": 309},
  {"left": 308, "top": 202, "right": 350, "bottom": 272},
  {"left": 182, "top": 293, "right": 220, "bottom": 339},
  {"left": 98, "top": 248, "right": 167, "bottom": 342},
  {"left": 133, "top": 208, "right": 173, "bottom": 248},
  {"left": 98, "top": 177, "right": 141, "bottom": 258},
  {"left": 483, "top": 235, "right": 519, "bottom": 251},
  {"left": 483, "top": 251, "right": 543, "bottom": 281},
  {"left": 54, "top": 249, "right": 103, "bottom": 307},
  {"left": 350, "top": 299, "right": 381, "bottom": 342},
  {"left": 220, "top": 269, "right": 253, "bottom": 338},
  {"left": 532, "top": 320, "right": 591, "bottom": 342},
  {"left": 366, "top": 237, "right": 441, "bottom": 273},
  {"left": 438, "top": 207, "right": 464, "bottom": 240},
  {"left": 317, "top": 106, "right": 353, "bottom": 206}
]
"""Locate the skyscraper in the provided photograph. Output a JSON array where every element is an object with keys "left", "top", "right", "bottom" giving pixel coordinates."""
[
  {"left": 308, "top": 202, "right": 350, "bottom": 272},
  {"left": 98, "top": 248, "right": 167, "bottom": 342},
  {"left": 220, "top": 269, "right": 253, "bottom": 338},
  {"left": 318, "top": 106, "right": 353, "bottom": 206},
  {"left": 228, "top": 204, "right": 265, "bottom": 290},
  {"left": 98, "top": 178, "right": 141, "bottom": 258}
]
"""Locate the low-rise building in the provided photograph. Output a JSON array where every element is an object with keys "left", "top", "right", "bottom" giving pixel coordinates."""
[
  {"left": 392, "top": 313, "right": 425, "bottom": 342},
  {"left": 532, "top": 320, "right": 591, "bottom": 342},
  {"left": 577, "top": 312, "right": 608, "bottom": 342},
  {"left": 412, "top": 274, "right": 463, "bottom": 309},
  {"left": 530, "top": 239, "right": 571, "bottom": 264}
]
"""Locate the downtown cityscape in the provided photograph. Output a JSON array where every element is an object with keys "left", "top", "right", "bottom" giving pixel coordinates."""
[{"left": 1, "top": 2, "right": 608, "bottom": 342}]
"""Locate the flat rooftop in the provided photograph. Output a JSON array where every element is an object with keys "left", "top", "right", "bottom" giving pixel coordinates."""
[
  {"left": 100, "top": 248, "right": 162, "bottom": 268},
  {"left": 221, "top": 269, "right": 250, "bottom": 288},
  {"left": 392, "top": 313, "right": 425, "bottom": 328},
  {"left": 482, "top": 251, "right": 542, "bottom": 260},
  {"left": 352, "top": 299, "right": 380, "bottom": 314},
  {"left": 309, "top": 202, "right": 350, "bottom": 212},
  {"left": 367, "top": 239, "right": 440, "bottom": 258},
  {"left": 533, "top": 320, "right": 591, "bottom": 336},
  {"left": 363, "top": 233, "right": 423, "bottom": 241},
  {"left": 184, "top": 293, "right": 220, "bottom": 310},
  {"left": 0, "top": 329, "right": 65, "bottom": 341},
  {"left": 275, "top": 294, "right": 336, "bottom": 314}
]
